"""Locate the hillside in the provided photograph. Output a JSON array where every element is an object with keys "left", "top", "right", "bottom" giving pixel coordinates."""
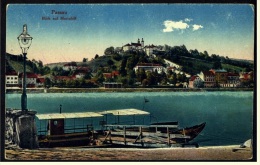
[{"left": 5, "top": 48, "right": 254, "bottom": 78}]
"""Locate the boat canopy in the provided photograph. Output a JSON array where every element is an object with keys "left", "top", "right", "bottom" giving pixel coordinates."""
[
  {"left": 36, "top": 109, "right": 149, "bottom": 120},
  {"left": 99, "top": 109, "right": 150, "bottom": 116},
  {"left": 36, "top": 112, "right": 103, "bottom": 120}
]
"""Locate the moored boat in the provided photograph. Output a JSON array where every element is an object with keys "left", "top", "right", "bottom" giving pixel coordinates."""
[{"left": 36, "top": 109, "right": 206, "bottom": 148}]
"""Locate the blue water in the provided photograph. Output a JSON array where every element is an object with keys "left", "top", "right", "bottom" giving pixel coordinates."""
[{"left": 6, "top": 91, "right": 254, "bottom": 146}]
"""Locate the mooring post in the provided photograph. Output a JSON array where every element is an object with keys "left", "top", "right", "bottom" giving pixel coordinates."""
[
  {"left": 124, "top": 126, "right": 126, "bottom": 145},
  {"left": 60, "top": 104, "right": 62, "bottom": 114},
  {"left": 167, "top": 127, "right": 170, "bottom": 146},
  {"left": 139, "top": 126, "right": 143, "bottom": 144}
]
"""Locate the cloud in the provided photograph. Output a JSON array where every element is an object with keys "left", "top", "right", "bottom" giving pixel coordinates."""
[
  {"left": 184, "top": 18, "right": 193, "bottom": 22},
  {"left": 163, "top": 20, "right": 189, "bottom": 32},
  {"left": 163, "top": 19, "right": 203, "bottom": 33},
  {"left": 192, "top": 24, "right": 203, "bottom": 31}
]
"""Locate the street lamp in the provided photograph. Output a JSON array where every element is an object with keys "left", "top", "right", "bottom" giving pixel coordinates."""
[{"left": 17, "top": 24, "right": 33, "bottom": 111}]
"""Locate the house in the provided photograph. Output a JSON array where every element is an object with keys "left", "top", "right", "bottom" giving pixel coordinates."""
[
  {"left": 189, "top": 75, "right": 203, "bottom": 88},
  {"left": 36, "top": 78, "right": 45, "bottom": 87},
  {"left": 198, "top": 71, "right": 215, "bottom": 88},
  {"left": 226, "top": 72, "right": 240, "bottom": 87},
  {"left": 63, "top": 62, "right": 77, "bottom": 71},
  {"left": 6, "top": 70, "right": 19, "bottom": 87},
  {"left": 133, "top": 63, "right": 165, "bottom": 74},
  {"left": 18, "top": 72, "right": 38, "bottom": 88},
  {"left": 144, "top": 44, "right": 157, "bottom": 56},
  {"left": 103, "top": 71, "right": 120, "bottom": 80},
  {"left": 239, "top": 71, "right": 254, "bottom": 87},
  {"left": 209, "top": 69, "right": 228, "bottom": 87}
]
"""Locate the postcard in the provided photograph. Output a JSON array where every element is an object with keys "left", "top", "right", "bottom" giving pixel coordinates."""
[{"left": 3, "top": 3, "right": 256, "bottom": 161}]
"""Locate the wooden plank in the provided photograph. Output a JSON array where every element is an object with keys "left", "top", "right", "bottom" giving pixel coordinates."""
[
  {"left": 39, "top": 137, "right": 90, "bottom": 143},
  {"left": 45, "top": 132, "right": 90, "bottom": 138},
  {"left": 110, "top": 131, "right": 190, "bottom": 139},
  {"left": 108, "top": 141, "right": 183, "bottom": 148},
  {"left": 105, "top": 124, "right": 178, "bottom": 128}
]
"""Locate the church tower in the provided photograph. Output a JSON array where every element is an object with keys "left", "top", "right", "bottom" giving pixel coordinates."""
[{"left": 141, "top": 38, "right": 144, "bottom": 48}]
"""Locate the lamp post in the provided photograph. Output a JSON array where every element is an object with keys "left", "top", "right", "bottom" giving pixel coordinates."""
[{"left": 17, "top": 24, "right": 33, "bottom": 111}]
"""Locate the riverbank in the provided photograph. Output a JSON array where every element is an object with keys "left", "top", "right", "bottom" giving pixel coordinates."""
[
  {"left": 4, "top": 145, "right": 253, "bottom": 161},
  {"left": 5, "top": 87, "right": 254, "bottom": 94}
]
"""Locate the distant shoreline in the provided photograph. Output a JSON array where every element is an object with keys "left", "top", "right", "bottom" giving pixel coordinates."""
[{"left": 5, "top": 87, "right": 254, "bottom": 94}]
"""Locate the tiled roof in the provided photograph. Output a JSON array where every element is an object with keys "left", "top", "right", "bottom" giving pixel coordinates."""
[
  {"left": 136, "top": 63, "right": 162, "bottom": 67},
  {"left": 202, "top": 71, "right": 215, "bottom": 76},
  {"left": 131, "top": 43, "right": 141, "bottom": 46},
  {"left": 189, "top": 75, "right": 198, "bottom": 81},
  {"left": 123, "top": 43, "right": 131, "bottom": 47},
  {"left": 37, "top": 78, "right": 45, "bottom": 83},
  {"left": 227, "top": 72, "right": 239, "bottom": 77},
  {"left": 6, "top": 70, "right": 17, "bottom": 76},
  {"left": 18, "top": 72, "right": 38, "bottom": 78},
  {"left": 145, "top": 44, "right": 157, "bottom": 48}
]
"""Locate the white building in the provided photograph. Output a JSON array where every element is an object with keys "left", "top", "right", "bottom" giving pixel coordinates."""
[
  {"left": 63, "top": 62, "right": 77, "bottom": 71},
  {"left": 133, "top": 63, "right": 165, "bottom": 74},
  {"left": 189, "top": 75, "right": 203, "bottom": 88},
  {"left": 6, "top": 70, "right": 19, "bottom": 87},
  {"left": 122, "top": 38, "right": 144, "bottom": 52},
  {"left": 19, "top": 72, "right": 38, "bottom": 88},
  {"left": 144, "top": 44, "right": 157, "bottom": 56}
]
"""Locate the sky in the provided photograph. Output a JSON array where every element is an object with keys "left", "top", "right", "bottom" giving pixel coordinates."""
[{"left": 6, "top": 4, "right": 255, "bottom": 64}]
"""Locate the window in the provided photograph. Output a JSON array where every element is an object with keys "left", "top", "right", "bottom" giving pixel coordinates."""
[
  {"left": 15, "top": 77, "right": 17, "bottom": 79},
  {"left": 7, "top": 77, "right": 10, "bottom": 80}
]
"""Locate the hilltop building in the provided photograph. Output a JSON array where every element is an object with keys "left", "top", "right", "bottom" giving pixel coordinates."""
[{"left": 122, "top": 38, "right": 144, "bottom": 52}]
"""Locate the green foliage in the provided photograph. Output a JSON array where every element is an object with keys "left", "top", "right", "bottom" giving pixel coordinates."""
[{"left": 104, "top": 46, "right": 115, "bottom": 55}]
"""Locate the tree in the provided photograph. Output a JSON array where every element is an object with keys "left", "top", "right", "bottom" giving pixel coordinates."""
[
  {"left": 104, "top": 46, "right": 115, "bottom": 55},
  {"left": 107, "top": 59, "right": 114, "bottom": 66},
  {"left": 136, "top": 69, "right": 146, "bottom": 83},
  {"left": 83, "top": 58, "right": 88, "bottom": 62},
  {"left": 44, "top": 77, "right": 52, "bottom": 87},
  {"left": 95, "top": 70, "right": 105, "bottom": 84},
  {"left": 212, "top": 61, "right": 222, "bottom": 69},
  {"left": 94, "top": 54, "right": 99, "bottom": 59}
]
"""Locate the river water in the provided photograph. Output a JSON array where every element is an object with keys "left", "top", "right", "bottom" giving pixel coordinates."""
[{"left": 6, "top": 91, "right": 254, "bottom": 146}]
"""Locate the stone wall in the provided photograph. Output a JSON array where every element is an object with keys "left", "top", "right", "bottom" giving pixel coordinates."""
[{"left": 5, "top": 109, "right": 39, "bottom": 149}]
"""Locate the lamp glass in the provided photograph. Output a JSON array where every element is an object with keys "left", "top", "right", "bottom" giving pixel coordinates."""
[{"left": 17, "top": 24, "right": 33, "bottom": 54}]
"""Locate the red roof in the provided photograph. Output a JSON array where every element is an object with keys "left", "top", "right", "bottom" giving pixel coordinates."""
[
  {"left": 37, "top": 78, "right": 45, "bottom": 83},
  {"left": 202, "top": 71, "right": 214, "bottom": 76},
  {"left": 189, "top": 75, "right": 199, "bottom": 81},
  {"left": 103, "top": 73, "right": 112, "bottom": 79},
  {"left": 103, "top": 71, "right": 120, "bottom": 79},
  {"left": 112, "top": 71, "right": 120, "bottom": 76},
  {"left": 76, "top": 66, "right": 89, "bottom": 71},
  {"left": 136, "top": 63, "right": 162, "bottom": 67},
  {"left": 19, "top": 72, "right": 38, "bottom": 78},
  {"left": 6, "top": 70, "right": 17, "bottom": 76},
  {"left": 227, "top": 72, "right": 239, "bottom": 77}
]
